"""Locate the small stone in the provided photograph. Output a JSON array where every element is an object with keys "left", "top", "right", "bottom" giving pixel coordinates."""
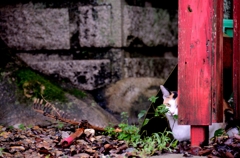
[
  {"left": 61, "top": 131, "right": 70, "bottom": 139},
  {"left": 74, "top": 153, "right": 90, "bottom": 158},
  {"left": 84, "top": 129, "right": 95, "bottom": 137}
]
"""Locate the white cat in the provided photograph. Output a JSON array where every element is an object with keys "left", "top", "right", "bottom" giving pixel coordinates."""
[{"left": 160, "top": 85, "right": 238, "bottom": 142}]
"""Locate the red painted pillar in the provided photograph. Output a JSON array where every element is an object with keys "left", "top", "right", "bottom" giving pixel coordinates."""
[
  {"left": 178, "top": 0, "right": 223, "bottom": 146},
  {"left": 233, "top": 0, "right": 240, "bottom": 119}
]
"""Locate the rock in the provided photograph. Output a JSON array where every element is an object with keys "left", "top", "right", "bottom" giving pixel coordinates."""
[
  {"left": 105, "top": 77, "right": 165, "bottom": 124},
  {"left": 84, "top": 129, "right": 95, "bottom": 137},
  {"left": 124, "top": 57, "right": 177, "bottom": 80},
  {"left": 78, "top": 5, "right": 114, "bottom": 47},
  {"left": 17, "top": 53, "right": 112, "bottom": 90},
  {"left": 0, "top": 5, "right": 70, "bottom": 50},
  {"left": 0, "top": 64, "right": 118, "bottom": 128},
  {"left": 123, "top": 6, "right": 178, "bottom": 47}
]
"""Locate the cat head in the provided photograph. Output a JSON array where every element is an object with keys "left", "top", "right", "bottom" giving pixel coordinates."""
[{"left": 160, "top": 85, "right": 178, "bottom": 116}]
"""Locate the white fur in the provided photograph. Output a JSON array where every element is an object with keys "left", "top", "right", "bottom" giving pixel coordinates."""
[
  {"left": 166, "top": 114, "right": 190, "bottom": 141},
  {"left": 166, "top": 113, "right": 224, "bottom": 141},
  {"left": 227, "top": 128, "right": 239, "bottom": 137},
  {"left": 160, "top": 85, "right": 231, "bottom": 141}
]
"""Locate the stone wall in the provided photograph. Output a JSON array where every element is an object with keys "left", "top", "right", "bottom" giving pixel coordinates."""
[{"left": 0, "top": 0, "right": 178, "bottom": 90}]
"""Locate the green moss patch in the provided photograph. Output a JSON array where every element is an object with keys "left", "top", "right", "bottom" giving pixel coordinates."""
[{"left": 15, "top": 68, "right": 66, "bottom": 102}]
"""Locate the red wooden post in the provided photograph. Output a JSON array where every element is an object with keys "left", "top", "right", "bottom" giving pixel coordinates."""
[
  {"left": 233, "top": 0, "right": 240, "bottom": 119},
  {"left": 178, "top": 0, "right": 223, "bottom": 146}
]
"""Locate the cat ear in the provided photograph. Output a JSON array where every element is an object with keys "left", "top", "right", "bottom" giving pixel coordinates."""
[{"left": 160, "top": 85, "right": 170, "bottom": 98}]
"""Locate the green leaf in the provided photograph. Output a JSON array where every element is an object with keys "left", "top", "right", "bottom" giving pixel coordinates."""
[
  {"left": 154, "top": 104, "right": 169, "bottom": 117},
  {"left": 173, "top": 115, "right": 178, "bottom": 120},
  {"left": 143, "top": 118, "right": 150, "bottom": 126},
  {"left": 18, "top": 124, "right": 25, "bottom": 130},
  {"left": 138, "top": 110, "right": 147, "bottom": 119},
  {"left": 148, "top": 96, "right": 158, "bottom": 103},
  {"left": 214, "top": 128, "right": 225, "bottom": 137},
  {"left": 0, "top": 148, "right": 4, "bottom": 157},
  {"left": 171, "top": 139, "right": 178, "bottom": 148}
]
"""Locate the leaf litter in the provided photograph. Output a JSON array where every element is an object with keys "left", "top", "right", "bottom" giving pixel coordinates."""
[{"left": 0, "top": 98, "right": 240, "bottom": 157}]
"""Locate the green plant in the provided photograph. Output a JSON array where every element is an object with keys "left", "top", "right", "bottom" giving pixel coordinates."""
[
  {"left": 27, "top": 125, "right": 33, "bottom": 129},
  {"left": 104, "top": 108, "right": 177, "bottom": 157},
  {"left": 7, "top": 126, "right": 14, "bottom": 130},
  {"left": 138, "top": 110, "right": 147, "bottom": 125},
  {"left": 104, "top": 125, "right": 117, "bottom": 137},
  {"left": 0, "top": 147, "right": 4, "bottom": 157},
  {"left": 120, "top": 112, "right": 129, "bottom": 124},
  {"left": 138, "top": 110, "right": 147, "bottom": 120},
  {"left": 214, "top": 128, "right": 225, "bottom": 137},
  {"left": 148, "top": 96, "right": 158, "bottom": 103},
  {"left": 56, "top": 121, "right": 64, "bottom": 129},
  {"left": 154, "top": 104, "right": 169, "bottom": 118},
  {"left": 18, "top": 124, "right": 25, "bottom": 130}
]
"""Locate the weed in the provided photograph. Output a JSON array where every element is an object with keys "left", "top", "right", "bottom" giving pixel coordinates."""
[
  {"left": 104, "top": 95, "right": 177, "bottom": 157},
  {"left": 214, "top": 128, "right": 226, "bottom": 137},
  {"left": 56, "top": 121, "right": 64, "bottom": 129},
  {"left": 138, "top": 110, "right": 147, "bottom": 120},
  {"left": 0, "top": 147, "right": 4, "bottom": 157},
  {"left": 18, "top": 124, "right": 25, "bottom": 130},
  {"left": 154, "top": 104, "right": 169, "bottom": 118},
  {"left": 120, "top": 112, "right": 129, "bottom": 124},
  {"left": 7, "top": 126, "right": 14, "bottom": 130},
  {"left": 148, "top": 96, "right": 158, "bottom": 103},
  {"left": 27, "top": 125, "right": 33, "bottom": 129},
  {"left": 104, "top": 125, "right": 117, "bottom": 137}
]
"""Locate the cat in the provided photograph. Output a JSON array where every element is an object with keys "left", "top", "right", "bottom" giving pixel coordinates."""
[{"left": 160, "top": 85, "right": 238, "bottom": 142}]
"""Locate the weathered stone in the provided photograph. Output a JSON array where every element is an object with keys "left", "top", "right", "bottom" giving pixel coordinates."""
[
  {"left": 17, "top": 53, "right": 73, "bottom": 62},
  {"left": 101, "top": 0, "right": 123, "bottom": 47},
  {"left": 17, "top": 49, "right": 123, "bottom": 84},
  {"left": 123, "top": 57, "right": 177, "bottom": 80},
  {"left": 123, "top": 6, "right": 178, "bottom": 47},
  {"left": 79, "top": 5, "right": 115, "bottom": 47},
  {"left": 107, "top": 49, "right": 124, "bottom": 82},
  {"left": 0, "top": 66, "right": 118, "bottom": 128},
  {"left": 105, "top": 77, "right": 165, "bottom": 124},
  {"left": 19, "top": 58, "right": 111, "bottom": 90},
  {"left": 96, "top": 49, "right": 124, "bottom": 82},
  {"left": 0, "top": 7, "right": 70, "bottom": 50},
  {"left": 34, "top": 60, "right": 111, "bottom": 90}
]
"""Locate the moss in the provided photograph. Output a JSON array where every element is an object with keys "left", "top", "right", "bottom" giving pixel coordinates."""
[
  {"left": 66, "top": 88, "right": 86, "bottom": 99},
  {"left": 15, "top": 68, "right": 66, "bottom": 102}
]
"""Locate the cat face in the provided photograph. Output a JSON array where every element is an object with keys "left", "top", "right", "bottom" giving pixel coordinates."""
[{"left": 160, "top": 85, "right": 178, "bottom": 116}]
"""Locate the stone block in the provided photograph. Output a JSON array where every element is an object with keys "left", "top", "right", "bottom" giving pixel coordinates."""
[
  {"left": 123, "top": 57, "right": 177, "bottom": 80},
  {"left": 102, "top": 0, "right": 123, "bottom": 47},
  {"left": 17, "top": 53, "right": 73, "bottom": 62},
  {"left": 0, "top": 7, "right": 70, "bottom": 50},
  {"left": 94, "top": 48, "right": 124, "bottom": 82},
  {"left": 123, "top": 6, "right": 178, "bottom": 47},
  {"left": 26, "top": 60, "right": 111, "bottom": 90},
  {"left": 78, "top": 5, "right": 115, "bottom": 47}
]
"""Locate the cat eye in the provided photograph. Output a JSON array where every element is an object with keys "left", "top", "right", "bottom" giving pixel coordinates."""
[{"left": 165, "top": 103, "right": 171, "bottom": 107}]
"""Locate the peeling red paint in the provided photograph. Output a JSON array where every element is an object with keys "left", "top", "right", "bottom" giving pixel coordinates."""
[{"left": 178, "top": 0, "right": 223, "bottom": 146}]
